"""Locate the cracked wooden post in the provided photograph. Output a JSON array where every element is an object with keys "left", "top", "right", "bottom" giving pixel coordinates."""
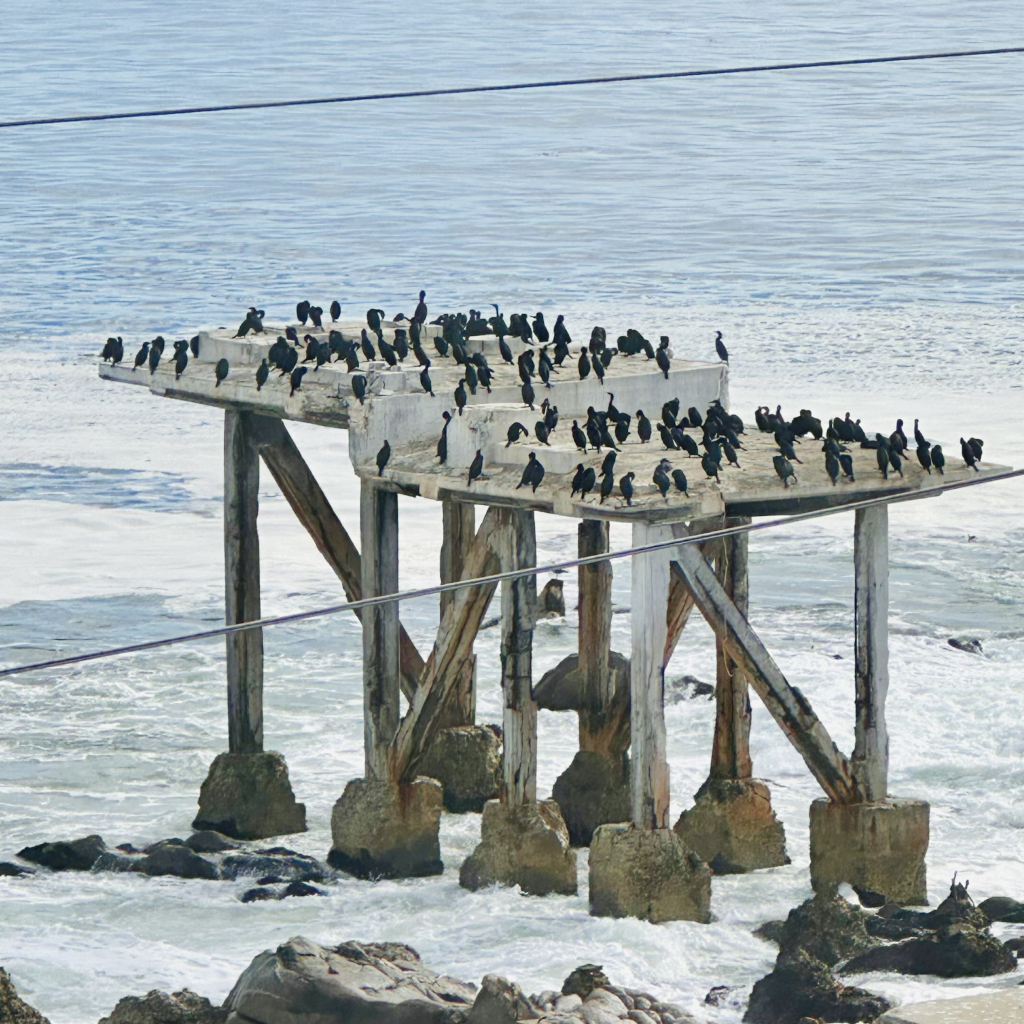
[
  {"left": 675, "top": 517, "right": 789, "bottom": 873},
  {"left": 192, "top": 410, "right": 306, "bottom": 840},
  {"left": 460, "top": 508, "right": 577, "bottom": 895},
  {"left": 589, "top": 520, "right": 711, "bottom": 922},
  {"left": 438, "top": 499, "right": 477, "bottom": 728}
]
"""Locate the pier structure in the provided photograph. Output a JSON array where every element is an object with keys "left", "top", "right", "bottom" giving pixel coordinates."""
[{"left": 98, "top": 312, "right": 1003, "bottom": 918}]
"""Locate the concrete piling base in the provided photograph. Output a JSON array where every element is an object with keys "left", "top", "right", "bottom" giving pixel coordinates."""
[
  {"left": 416, "top": 725, "right": 502, "bottom": 813},
  {"left": 551, "top": 751, "right": 631, "bottom": 847},
  {"left": 673, "top": 777, "right": 789, "bottom": 874},
  {"left": 193, "top": 751, "right": 306, "bottom": 840},
  {"left": 588, "top": 823, "right": 712, "bottom": 923},
  {"left": 328, "top": 776, "right": 443, "bottom": 880},
  {"left": 809, "top": 797, "right": 929, "bottom": 906},
  {"left": 459, "top": 799, "right": 578, "bottom": 896}
]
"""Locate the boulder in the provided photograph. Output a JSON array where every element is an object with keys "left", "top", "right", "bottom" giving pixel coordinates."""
[
  {"left": 0, "top": 862, "right": 34, "bottom": 877},
  {"left": 185, "top": 831, "right": 239, "bottom": 854},
  {"left": 138, "top": 842, "right": 219, "bottom": 881},
  {"left": 193, "top": 751, "right": 306, "bottom": 841},
  {"left": 17, "top": 834, "right": 106, "bottom": 872},
  {"left": 329, "top": 777, "right": 443, "bottom": 880},
  {"left": 222, "top": 937, "right": 476, "bottom": 1024},
  {"left": 864, "top": 915, "right": 928, "bottom": 941},
  {"left": 459, "top": 799, "right": 577, "bottom": 896},
  {"left": 561, "top": 966, "right": 610, "bottom": 1000},
  {"left": 752, "top": 920, "right": 785, "bottom": 946},
  {"left": 588, "top": 824, "right": 711, "bottom": 924},
  {"left": 777, "top": 895, "right": 877, "bottom": 966},
  {"left": 551, "top": 751, "right": 630, "bottom": 847},
  {"left": 0, "top": 967, "right": 50, "bottom": 1024},
  {"left": 840, "top": 924, "right": 1017, "bottom": 978},
  {"left": 673, "top": 778, "right": 788, "bottom": 874},
  {"left": 467, "top": 975, "right": 534, "bottom": 1024},
  {"left": 534, "top": 653, "right": 630, "bottom": 712},
  {"left": 743, "top": 949, "right": 891, "bottom": 1024},
  {"left": 96, "top": 988, "right": 225, "bottom": 1023},
  {"left": 977, "top": 895, "right": 1024, "bottom": 924},
  {"left": 416, "top": 725, "right": 501, "bottom": 814},
  {"left": 92, "top": 852, "right": 143, "bottom": 873},
  {"left": 538, "top": 579, "right": 566, "bottom": 617},
  {"left": 220, "top": 849, "right": 326, "bottom": 883},
  {"left": 240, "top": 887, "right": 279, "bottom": 903},
  {"left": 282, "top": 880, "right": 324, "bottom": 899}
]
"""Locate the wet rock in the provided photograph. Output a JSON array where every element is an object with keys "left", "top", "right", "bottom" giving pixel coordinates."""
[
  {"left": 927, "top": 880, "right": 988, "bottom": 930},
  {"left": 222, "top": 936, "right": 476, "bottom": 1023},
  {"left": 0, "top": 862, "right": 34, "bottom": 877},
  {"left": 864, "top": 915, "right": 928, "bottom": 941},
  {"left": 853, "top": 886, "right": 887, "bottom": 908},
  {"left": 551, "top": 750, "right": 631, "bottom": 847},
  {"left": 96, "top": 988, "right": 225, "bottom": 1024},
  {"left": 92, "top": 851, "right": 143, "bottom": 873},
  {"left": 116, "top": 844, "right": 143, "bottom": 854},
  {"left": 744, "top": 949, "right": 891, "bottom": 1024},
  {"left": 281, "top": 880, "right": 323, "bottom": 898},
  {"left": 753, "top": 919, "right": 786, "bottom": 945},
  {"left": 704, "top": 985, "right": 731, "bottom": 1006},
  {"left": 1003, "top": 935, "right": 1024, "bottom": 957},
  {"left": 184, "top": 831, "right": 238, "bottom": 854},
  {"left": 139, "top": 843, "right": 218, "bottom": 881},
  {"left": 534, "top": 652, "right": 630, "bottom": 712},
  {"left": 539, "top": 578, "right": 566, "bottom": 617},
  {"left": 947, "top": 637, "right": 983, "bottom": 654},
  {"left": 220, "top": 849, "right": 326, "bottom": 883},
  {"left": 256, "top": 875, "right": 285, "bottom": 885},
  {"left": 417, "top": 725, "right": 502, "bottom": 813},
  {"left": 0, "top": 966, "right": 50, "bottom": 1023},
  {"left": 240, "top": 887, "right": 279, "bottom": 903},
  {"left": 664, "top": 675, "right": 714, "bottom": 702},
  {"left": 17, "top": 834, "right": 106, "bottom": 872},
  {"left": 777, "top": 895, "right": 877, "bottom": 966},
  {"left": 978, "top": 895, "right": 1024, "bottom": 924},
  {"left": 562, "top": 966, "right": 610, "bottom": 999},
  {"left": 467, "top": 974, "right": 534, "bottom": 1023},
  {"left": 840, "top": 923, "right": 1017, "bottom": 977}
]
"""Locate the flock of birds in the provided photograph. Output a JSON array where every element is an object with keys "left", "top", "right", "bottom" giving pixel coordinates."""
[{"left": 99, "top": 295, "right": 986, "bottom": 503}]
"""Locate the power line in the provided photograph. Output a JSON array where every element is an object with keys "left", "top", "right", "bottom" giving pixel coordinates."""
[
  {"left": 1, "top": 47, "right": 1020, "bottom": 131},
  {"left": 0, "top": 466, "right": 1019, "bottom": 681}
]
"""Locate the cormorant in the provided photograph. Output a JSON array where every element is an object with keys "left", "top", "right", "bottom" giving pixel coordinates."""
[
  {"left": 330, "top": 300, "right": 341, "bottom": 321},
  {"left": 894, "top": 419, "right": 908, "bottom": 451},
  {"left": 315, "top": 342, "right": 330, "bottom": 370},
  {"left": 133, "top": 341, "right": 150, "bottom": 371},
  {"left": 773, "top": 455, "right": 796, "bottom": 488},
  {"left": 507, "top": 422, "right": 528, "bottom": 447},
  {"left": 715, "top": 331, "right": 728, "bottom": 363},
  {"left": 543, "top": 401, "right": 558, "bottom": 432},
  {"left": 296, "top": 300, "right": 311, "bottom": 325},
  {"left": 535, "top": 421, "right": 551, "bottom": 445},
  {"left": 722, "top": 440, "right": 740, "bottom": 468},
  {"left": 309, "top": 306, "right": 323, "bottom": 330},
  {"left": 888, "top": 447, "right": 904, "bottom": 477},
  {"left": 256, "top": 358, "right": 269, "bottom": 389},
  {"left": 839, "top": 453, "right": 855, "bottom": 481},
  {"left": 517, "top": 452, "right": 545, "bottom": 492},
  {"left": 361, "top": 329, "right": 376, "bottom": 361},
  {"left": 379, "top": 335, "right": 398, "bottom": 368},
  {"left": 599, "top": 470, "right": 615, "bottom": 503},
  {"left": 285, "top": 326, "right": 299, "bottom": 344},
  {"left": 655, "top": 337, "right": 670, "bottom": 379},
  {"left": 454, "top": 379, "right": 467, "bottom": 416},
  {"left": 671, "top": 468, "right": 688, "bottom": 495},
  {"left": 290, "top": 366, "right": 307, "bottom": 395},
  {"left": 578, "top": 466, "right": 596, "bottom": 500},
  {"left": 413, "top": 291, "right": 428, "bottom": 325},
  {"left": 522, "top": 379, "right": 535, "bottom": 410},
  {"left": 376, "top": 440, "right": 391, "bottom": 476},
  {"left": 653, "top": 463, "right": 670, "bottom": 499},
  {"left": 778, "top": 437, "right": 802, "bottom": 464},
  {"left": 657, "top": 423, "right": 678, "bottom": 450},
  {"left": 876, "top": 439, "right": 890, "bottom": 478},
  {"left": 465, "top": 363, "right": 479, "bottom": 395},
  {"left": 960, "top": 437, "right": 979, "bottom": 471},
  {"left": 637, "top": 410, "right": 652, "bottom": 443},
  {"left": 351, "top": 374, "right": 367, "bottom": 405},
  {"left": 420, "top": 368, "right": 434, "bottom": 396},
  {"left": 174, "top": 351, "right": 187, "bottom": 379},
  {"left": 148, "top": 343, "right": 161, "bottom": 374},
  {"left": 467, "top": 449, "right": 484, "bottom": 486},
  {"left": 687, "top": 406, "right": 703, "bottom": 428},
  {"left": 679, "top": 433, "right": 699, "bottom": 458},
  {"left": 279, "top": 345, "right": 298, "bottom": 374},
  {"left": 619, "top": 472, "right": 635, "bottom": 506},
  {"left": 393, "top": 329, "right": 409, "bottom": 362},
  {"left": 533, "top": 313, "right": 549, "bottom": 344},
  {"left": 614, "top": 415, "right": 630, "bottom": 444},
  {"left": 578, "top": 346, "right": 591, "bottom": 381},
  {"left": 215, "top": 358, "right": 229, "bottom": 386},
  {"left": 436, "top": 412, "right": 451, "bottom": 464},
  {"left": 825, "top": 450, "right": 840, "bottom": 485},
  {"left": 931, "top": 444, "right": 945, "bottom": 474},
  {"left": 601, "top": 450, "right": 616, "bottom": 477},
  {"left": 967, "top": 437, "right": 984, "bottom": 462},
  {"left": 572, "top": 421, "right": 587, "bottom": 452},
  {"left": 913, "top": 419, "right": 927, "bottom": 449},
  {"left": 916, "top": 444, "right": 932, "bottom": 473},
  {"left": 701, "top": 452, "right": 721, "bottom": 482}
]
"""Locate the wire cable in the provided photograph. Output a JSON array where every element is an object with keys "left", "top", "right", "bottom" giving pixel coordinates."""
[
  {"left": 1, "top": 47, "right": 1021, "bottom": 130},
  {"left": 0, "top": 466, "right": 1020, "bottom": 681}
]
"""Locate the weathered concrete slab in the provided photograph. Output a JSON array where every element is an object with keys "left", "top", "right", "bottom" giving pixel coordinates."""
[{"left": 877, "top": 989, "right": 1023, "bottom": 1023}]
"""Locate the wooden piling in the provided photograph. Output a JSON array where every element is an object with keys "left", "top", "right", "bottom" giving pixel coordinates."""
[
  {"left": 360, "top": 480, "right": 401, "bottom": 781},
  {"left": 224, "top": 410, "right": 264, "bottom": 754},
  {"left": 439, "top": 499, "right": 477, "bottom": 727},
  {"left": 578, "top": 519, "right": 613, "bottom": 753},
  {"left": 498, "top": 508, "right": 538, "bottom": 807},
  {"left": 853, "top": 505, "right": 890, "bottom": 802},
  {"left": 630, "top": 521, "right": 672, "bottom": 829}
]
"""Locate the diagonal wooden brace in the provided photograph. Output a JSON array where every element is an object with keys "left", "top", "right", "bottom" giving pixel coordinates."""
[
  {"left": 672, "top": 541, "right": 860, "bottom": 804},
  {"left": 248, "top": 414, "right": 425, "bottom": 700}
]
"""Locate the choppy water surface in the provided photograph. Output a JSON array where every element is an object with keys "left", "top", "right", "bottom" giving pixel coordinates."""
[{"left": 0, "top": 2, "right": 1022, "bottom": 1021}]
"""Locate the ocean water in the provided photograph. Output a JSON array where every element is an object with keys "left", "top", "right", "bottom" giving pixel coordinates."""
[{"left": 0, "top": 2, "right": 1022, "bottom": 1021}]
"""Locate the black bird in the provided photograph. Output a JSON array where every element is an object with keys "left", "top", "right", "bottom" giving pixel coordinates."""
[
  {"left": 290, "top": 366, "right": 307, "bottom": 395},
  {"left": 507, "top": 422, "right": 529, "bottom": 446},
  {"left": 658, "top": 423, "right": 678, "bottom": 450},
  {"left": 436, "top": 412, "right": 451, "bottom": 463},
  {"left": 637, "top": 410, "right": 652, "bottom": 443},
  {"left": 960, "top": 437, "right": 979, "bottom": 471},
  {"left": 285, "top": 326, "right": 299, "bottom": 344},
  {"left": 825, "top": 450, "right": 840, "bottom": 485},
  {"left": 655, "top": 337, "right": 671, "bottom": 379},
  {"left": 578, "top": 466, "right": 596, "bottom": 500},
  {"left": 100, "top": 337, "right": 117, "bottom": 361},
  {"left": 420, "top": 368, "right": 434, "bottom": 396},
  {"left": 773, "top": 455, "right": 796, "bottom": 487},
  {"left": 889, "top": 428, "right": 908, "bottom": 459},
  {"left": 108, "top": 337, "right": 124, "bottom": 365},
  {"left": 413, "top": 291, "right": 428, "bottom": 325},
  {"left": 601, "top": 450, "right": 617, "bottom": 477},
  {"left": 778, "top": 437, "right": 802, "bottom": 464},
  {"left": 518, "top": 352, "right": 534, "bottom": 383},
  {"left": 174, "top": 351, "right": 188, "bottom": 379},
  {"left": 367, "top": 308, "right": 386, "bottom": 340},
  {"left": 413, "top": 338, "right": 431, "bottom": 369},
  {"left": 465, "top": 362, "right": 479, "bottom": 395},
  {"left": 619, "top": 472, "right": 635, "bottom": 506},
  {"left": 571, "top": 420, "right": 587, "bottom": 452},
  {"left": 133, "top": 341, "right": 150, "bottom": 370},
  {"left": 497, "top": 335, "right": 513, "bottom": 365},
  {"left": 532, "top": 420, "right": 550, "bottom": 446},
  {"left": 296, "top": 300, "right": 311, "bottom": 325},
  {"left": 578, "top": 346, "right": 591, "bottom": 381},
  {"left": 278, "top": 345, "right": 298, "bottom": 375},
  {"left": 688, "top": 406, "right": 703, "bottom": 429},
  {"left": 392, "top": 329, "right": 409, "bottom": 362},
  {"left": 148, "top": 343, "right": 161, "bottom": 374},
  {"left": 454, "top": 379, "right": 467, "bottom": 416},
  {"left": 255, "top": 359, "right": 269, "bottom": 390},
  {"left": 538, "top": 358, "right": 551, "bottom": 388},
  {"left": 931, "top": 444, "right": 945, "bottom": 474},
  {"left": 376, "top": 440, "right": 391, "bottom": 476},
  {"left": 888, "top": 447, "right": 904, "bottom": 477},
  {"left": 330, "top": 300, "right": 341, "bottom": 322},
  {"left": 672, "top": 468, "right": 688, "bottom": 495},
  {"left": 916, "top": 443, "right": 932, "bottom": 473},
  {"left": 571, "top": 464, "right": 586, "bottom": 497},
  {"left": 521, "top": 379, "right": 535, "bottom": 410},
  {"left": 468, "top": 449, "right": 484, "bottom": 486},
  {"left": 701, "top": 452, "right": 721, "bottom": 483},
  {"left": 914, "top": 419, "right": 927, "bottom": 449},
  {"left": 309, "top": 306, "right": 323, "bottom": 330},
  {"left": 678, "top": 432, "right": 699, "bottom": 458},
  {"left": 379, "top": 335, "right": 398, "bottom": 368},
  {"left": 344, "top": 347, "right": 360, "bottom": 372},
  {"left": 518, "top": 452, "right": 545, "bottom": 492},
  {"left": 876, "top": 439, "right": 891, "bottom": 479},
  {"left": 596, "top": 469, "right": 614, "bottom": 504},
  {"left": 715, "top": 331, "right": 728, "bottom": 363},
  {"left": 852, "top": 419, "right": 867, "bottom": 444},
  {"left": 361, "top": 329, "right": 376, "bottom": 361},
  {"left": 315, "top": 342, "right": 330, "bottom": 370},
  {"left": 351, "top": 374, "right": 367, "bottom": 405},
  {"left": 722, "top": 440, "right": 740, "bottom": 468},
  {"left": 894, "top": 418, "right": 908, "bottom": 451},
  {"left": 586, "top": 417, "right": 603, "bottom": 452},
  {"left": 661, "top": 401, "right": 677, "bottom": 429},
  {"left": 553, "top": 314, "right": 571, "bottom": 353},
  {"left": 653, "top": 463, "right": 671, "bottom": 499},
  {"left": 303, "top": 336, "right": 318, "bottom": 363},
  {"left": 593, "top": 354, "right": 606, "bottom": 385},
  {"left": 533, "top": 313, "right": 549, "bottom": 344},
  {"left": 215, "top": 358, "right": 229, "bottom": 386},
  {"left": 967, "top": 437, "right": 984, "bottom": 462},
  {"left": 614, "top": 415, "right": 630, "bottom": 444},
  {"left": 543, "top": 401, "right": 558, "bottom": 432},
  {"left": 839, "top": 452, "right": 855, "bottom": 481}
]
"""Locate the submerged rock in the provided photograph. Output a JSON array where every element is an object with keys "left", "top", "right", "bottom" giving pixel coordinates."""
[
  {"left": 0, "top": 862, "right": 34, "bottom": 877},
  {"left": 17, "top": 835, "right": 106, "bottom": 872},
  {"left": 551, "top": 750, "right": 631, "bottom": 848},
  {"left": 184, "top": 831, "right": 238, "bottom": 855},
  {"left": 664, "top": 675, "right": 714, "bottom": 702},
  {"left": 947, "top": 637, "right": 983, "bottom": 654},
  {"left": 0, "top": 967, "right": 50, "bottom": 1024},
  {"left": 777, "top": 895, "right": 877, "bottom": 966},
  {"left": 219, "top": 849, "right": 326, "bottom": 883},
  {"left": 978, "top": 895, "right": 1024, "bottom": 924},
  {"left": 96, "top": 988, "right": 225, "bottom": 1023},
  {"left": 139, "top": 842, "right": 218, "bottom": 881}
]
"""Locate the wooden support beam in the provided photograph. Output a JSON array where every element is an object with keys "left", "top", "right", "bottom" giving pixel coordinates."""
[
  {"left": 853, "top": 505, "right": 890, "bottom": 802},
  {"left": 578, "top": 519, "right": 613, "bottom": 752},
  {"left": 664, "top": 518, "right": 724, "bottom": 668},
  {"left": 673, "top": 541, "right": 860, "bottom": 804},
  {"left": 499, "top": 508, "right": 538, "bottom": 806},
  {"left": 391, "top": 508, "right": 503, "bottom": 781},
  {"left": 224, "top": 410, "right": 264, "bottom": 754},
  {"left": 361, "top": 481, "right": 400, "bottom": 781},
  {"left": 438, "top": 500, "right": 477, "bottom": 727},
  {"left": 249, "top": 414, "right": 425, "bottom": 701},
  {"left": 710, "top": 518, "right": 754, "bottom": 780},
  {"left": 631, "top": 521, "right": 673, "bottom": 829}
]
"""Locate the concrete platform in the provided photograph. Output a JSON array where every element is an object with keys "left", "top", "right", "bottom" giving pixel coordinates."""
[{"left": 878, "top": 988, "right": 1023, "bottom": 1023}]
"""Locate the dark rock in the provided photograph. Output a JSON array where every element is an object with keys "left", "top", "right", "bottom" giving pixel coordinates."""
[
  {"left": 864, "top": 915, "right": 928, "bottom": 941},
  {"left": 978, "top": 895, "right": 1024, "bottom": 924},
  {"left": 0, "top": 966, "right": 50, "bottom": 1023},
  {"left": 220, "top": 850, "right": 326, "bottom": 883},
  {"left": 143, "top": 838, "right": 185, "bottom": 854},
  {"left": 551, "top": 750, "right": 630, "bottom": 847},
  {"left": 417, "top": 725, "right": 502, "bottom": 814},
  {"left": 281, "top": 880, "right": 324, "bottom": 898},
  {"left": 17, "top": 835, "right": 106, "bottom": 872},
  {"left": 256, "top": 875, "right": 285, "bottom": 885},
  {"left": 665, "top": 675, "right": 714, "bottom": 702},
  {"left": 467, "top": 974, "right": 533, "bottom": 1024},
  {"left": 139, "top": 843, "right": 218, "bottom": 880},
  {"left": 1003, "top": 936, "right": 1024, "bottom": 956},
  {"left": 184, "top": 831, "right": 238, "bottom": 854},
  {"left": 96, "top": 987, "right": 225, "bottom": 1023},
  {"left": 222, "top": 936, "right": 476, "bottom": 1023},
  {"left": 743, "top": 949, "right": 891, "bottom": 1024},
  {"left": 853, "top": 886, "right": 887, "bottom": 908},
  {"left": 92, "top": 851, "right": 143, "bottom": 873},
  {"left": 0, "top": 862, "right": 34, "bottom": 877},
  {"left": 534, "top": 651, "right": 630, "bottom": 712},
  {"left": 704, "top": 986, "right": 730, "bottom": 1006},
  {"left": 927, "top": 880, "right": 988, "bottom": 930},
  {"left": 948, "top": 637, "right": 983, "bottom": 654},
  {"left": 538, "top": 578, "right": 565, "bottom": 617},
  {"left": 753, "top": 919, "right": 786, "bottom": 945},
  {"left": 562, "top": 965, "right": 609, "bottom": 999},
  {"left": 240, "top": 887, "right": 279, "bottom": 903},
  {"left": 877, "top": 902, "right": 901, "bottom": 919},
  {"left": 116, "top": 844, "right": 143, "bottom": 854},
  {"left": 778, "top": 895, "right": 877, "bottom": 966},
  {"left": 840, "top": 923, "right": 1017, "bottom": 977}
]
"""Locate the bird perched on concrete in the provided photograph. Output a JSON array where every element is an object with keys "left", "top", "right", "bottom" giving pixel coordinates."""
[
  {"left": 701, "top": 452, "right": 721, "bottom": 483},
  {"left": 888, "top": 446, "right": 904, "bottom": 478},
  {"left": 586, "top": 417, "right": 603, "bottom": 452},
  {"left": 489, "top": 305, "right": 509, "bottom": 342},
  {"left": 303, "top": 336, "right": 319, "bottom": 363},
  {"left": 378, "top": 335, "right": 398, "bottom": 368},
  {"left": 571, "top": 420, "right": 587, "bottom": 452},
  {"left": 601, "top": 450, "right": 617, "bottom": 477},
  {"left": 599, "top": 470, "right": 615, "bottom": 503},
  {"left": 330, "top": 300, "right": 341, "bottom": 322},
  {"left": 467, "top": 449, "right": 484, "bottom": 486},
  {"left": 278, "top": 345, "right": 298, "bottom": 375},
  {"left": 413, "top": 291, "right": 428, "bottom": 326},
  {"left": 839, "top": 452, "right": 855, "bottom": 481},
  {"left": 688, "top": 406, "right": 704, "bottom": 429},
  {"left": 376, "top": 440, "right": 391, "bottom": 476},
  {"left": 578, "top": 346, "right": 591, "bottom": 381},
  {"left": 518, "top": 452, "right": 545, "bottom": 492},
  {"left": 825, "top": 450, "right": 840, "bottom": 485},
  {"left": 533, "top": 313, "right": 549, "bottom": 344},
  {"left": 773, "top": 455, "right": 796, "bottom": 487},
  {"left": 464, "top": 362, "right": 479, "bottom": 396},
  {"left": 619, "top": 472, "right": 635, "bottom": 506},
  {"left": 535, "top": 421, "right": 551, "bottom": 446},
  {"left": 100, "top": 337, "right": 118, "bottom": 362},
  {"left": 913, "top": 419, "right": 927, "bottom": 449},
  {"left": 571, "top": 464, "right": 586, "bottom": 497},
  {"left": 367, "top": 309, "right": 386, "bottom": 341},
  {"left": 542, "top": 400, "right": 558, "bottom": 432},
  {"left": 436, "top": 412, "right": 451, "bottom": 464},
  {"left": 290, "top": 366, "right": 307, "bottom": 395},
  {"left": 653, "top": 462, "right": 671, "bottom": 499},
  {"left": 678, "top": 432, "right": 699, "bottom": 457},
  {"left": 967, "top": 437, "right": 984, "bottom": 462},
  {"left": 392, "top": 329, "right": 409, "bottom": 362},
  {"left": 351, "top": 374, "right": 367, "bottom": 405},
  {"left": 875, "top": 437, "right": 891, "bottom": 479},
  {"left": 420, "top": 368, "right": 434, "bottom": 396},
  {"left": 309, "top": 306, "right": 323, "bottom": 330},
  {"left": 715, "top": 331, "right": 728, "bottom": 363},
  {"left": 916, "top": 443, "right": 932, "bottom": 473},
  {"left": 501, "top": 421, "right": 528, "bottom": 448},
  {"left": 658, "top": 423, "right": 678, "bottom": 450},
  {"left": 636, "top": 410, "right": 652, "bottom": 444},
  {"left": 672, "top": 468, "right": 688, "bottom": 495},
  {"left": 656, "top": 337, "right": 671, "bottom": 379},
  {"left": 285, "top": 326, "right": 299, "bottom": 344},
  {"left": 132, "top": 341, "right": 150, "bottom": 371},
  {"left": 592, "top": 353, "right": 606, "bottom": 384},
  {"left": 296, "top": 300, "right": 311, "bottom": 325},
  {"left": 960, "top": 437, "right": 979, "bottom": 471},
  {"left": 553, "top": 316, "right": 571, "bottom": 364},
  {"left": 893, "top": 418, "right": 909, "bottom": 452},
  {"left": 253, "top": 358, "right": 270, "bottom": 392},
  {"left": 778, "top": 437, "right": 802, "bottom": 464},
  {"left": 215, "top": 358, "right": 229, "bottom": 386},
  {"left": 315, "top": 342, "right": 330, "bottom": 370},
  {"left": 931, "top": 444, "right": 945, "bottom": 474},
  {"left": 522, "top": 379, "right": 535, "bottom": 410},
  {"left": 578, "top": 466, "right": 596, "bottom": 500},
  {"left": 360, "top": 329, "right": 376, "bottom": 361},
  {"left": 614, "top": 414, "right": 630, "bottom": 445},
  {"left": 148, "top": 343, "right": 161, "bottom": 374},
  {"left": 173, "top": 350, "right": 188, "bottom": 379},
  {"left": 448, "top": 381, "right": 465, "bottom": 417},
  {"left": 722, "top": 440, "right": 740, "bottom": 468}
]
